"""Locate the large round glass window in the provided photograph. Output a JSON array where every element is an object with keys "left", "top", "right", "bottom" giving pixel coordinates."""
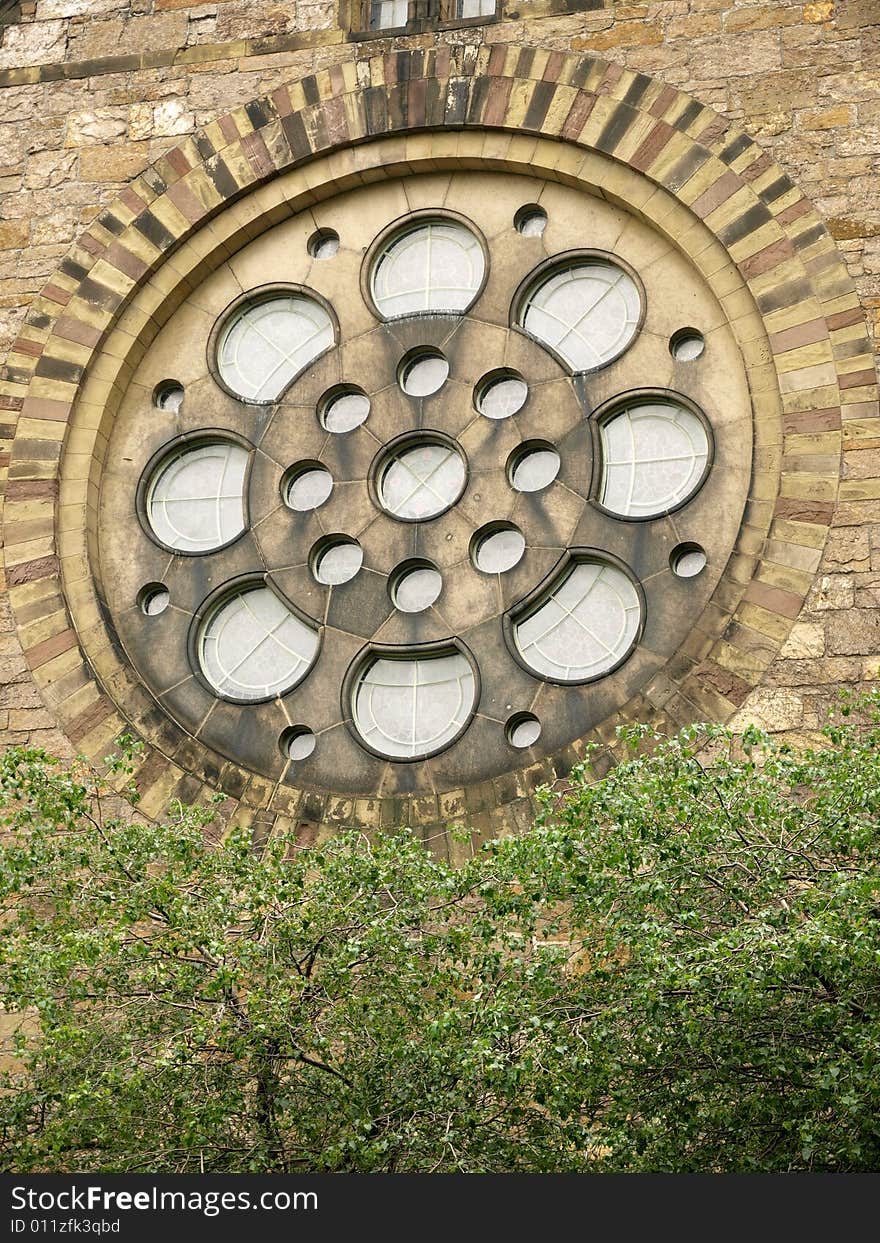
[
  {"left": 197, "top": 586, "right": 319, "bottom": 702},
  {"left": 513, "top": 559, "right": 642, "bottom": 683},
  {"left": 352, "top": 649, "right": 476, "bottom": 759},
  {"left": 519, "top": 260, "right": 641, "bottom": 372},
  {"left": 216, "top": 292, "right": 334, "bottom": 402},
  {"left": 599, "top": 399, "right": 711, "bottom": 518},
  {"left": 370, "top": 219, "right": 486, "bottom": 318},
  {"left": 144, "top": 440, "right": 249, "bottom": 553}
]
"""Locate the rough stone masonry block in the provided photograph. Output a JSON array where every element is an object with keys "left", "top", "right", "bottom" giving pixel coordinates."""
[{"left": 825, "top": 609, "right": 880, "bottom": 656}]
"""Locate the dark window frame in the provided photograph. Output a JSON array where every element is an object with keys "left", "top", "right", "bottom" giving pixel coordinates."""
[{"left": 346, "top": 0, "right": 501, "bottom": 41}]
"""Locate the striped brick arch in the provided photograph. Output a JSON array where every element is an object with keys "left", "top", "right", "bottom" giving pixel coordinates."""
[{"left": 1, "top": 43, "right": 876, "bottom": 852}]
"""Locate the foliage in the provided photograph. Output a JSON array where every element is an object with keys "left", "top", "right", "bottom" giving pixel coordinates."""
[{"left": 1, "top": 700, "right": 880, "bottom": 1173}]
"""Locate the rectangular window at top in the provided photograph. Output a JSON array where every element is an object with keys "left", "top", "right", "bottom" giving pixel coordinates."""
[
  {"left": 457, "top": 0, "right": 496, "bottom": 16},
  {"left": 369, "top": 0, "right": 409, "bottom": 28}
]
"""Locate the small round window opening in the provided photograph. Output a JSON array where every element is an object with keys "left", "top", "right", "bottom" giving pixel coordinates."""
[
  {"left": 284, "top": 463, "right": 334, "bottom": 512},
  {"left": 153, "top": 380, "right": 184, "bottom": 413},
  {"left": 308, "top": 228, "right": 339, "bottom": 260},
  {"left": 399, "top": 349, "right": 449, "bottom": 397},
  {"left": 514, "top": 205, "right": 547, "bottom": 237},
  {"left": 392, "top": 562, "right": 443, "bottom": 613}
]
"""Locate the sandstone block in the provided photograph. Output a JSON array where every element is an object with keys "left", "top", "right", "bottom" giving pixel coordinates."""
[
  {"left": 779, "top": 621, "right": 825, "bottom": 658},
  {"left": 807, "top": 574, "right": 856, "bottom": 611},
  {"left": 823, "top": 526, "right": 871, "bottom": 570},
  {"left": 129, "top": 98, "right": 194, "bottom": 141},
  {"left": 65, "top": 109, "right": 129, "bottom": 148},
  {"left": 22, "top": 148, "right": 76, "bottom": 191},
  {"left": 724, "top": 5, "right": 800, "bottom": 32},
  {"left": 573, "top": 20, "right": 662, "bottom": 51},
  {"left": 0, "top": 220, "right": 29, "bottom": 251},
  {"left": 67, "top": 13, "right": 187, "bottom": 61},
  {"left": 730, "top": 688, "right": 805, "bottom": 732},
  {"left": 800, "top": 105, "right": 856, "bottom": 130},
  {"left": 0, "top": 20, "right": 66, "bottom": 70},
  {"left": 836, "top": 0, "right": 880, "bottom": 30},
  {"left": 78, "top": 142, "right": 150, "bottom": 183},
  {"left": 826, "top": 609, "right": 880, "bottom": 656},
  {"left": 36, "top": 0, "right": 123, "bottom": 16}
]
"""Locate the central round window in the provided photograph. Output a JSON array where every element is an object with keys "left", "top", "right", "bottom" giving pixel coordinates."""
[
  {"left": 376, "top": 435, "right": 467, "bottom": 522},
  {"left": 102, "top": 167, "right": 751, "bottom": 802}
]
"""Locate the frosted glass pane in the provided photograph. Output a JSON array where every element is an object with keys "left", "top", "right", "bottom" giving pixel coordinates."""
[
  {"left": 599, "top": 401, "right": 709, "bottom": 517},
  {"left": 146, "top": 441, "right": 248, "bottom": 552},
  {"left": 672, "top": 546, "right": 707, "bottom": 578},
  {"left": 286, "top": 467, "right": 333, "bottom": 511},
  {"left": 315, "top": 540, "right": 363, "bottom": 585},
  {"left": 508, "top": 715, "right": 541, "bottom": 748},
  {"left": 477, "top": 374, "right": 528, "bottom": 419},
  {"left": 400, "top": 354, "right": 449, "bottom": 397},
  {"left": 515, "top": 208, "right": 547, "bottom": 237},
  {"left": 671, "top": 331, "right": 705, "bottom": 361},
  {"left": 217, "top": 294, "right": 334, "bottom": 402},
  {"left": 372, "top": 221, "right": 485, "bottom": 318},
  {"left": 353, "top": 651, "right": 476, "bottom": 758},
  {"left": 321, "top": 389, "right": 370, "bottom": 432},
  {"left": 370, "top": 0, "right": 408, "bottom": 27},
  {"left": 380, "top": 442, "right": 465, "bottom": 520},
  {"left": 284, "top": 728, "right": 316, "bottom": 760},
  {"left": 394, "top": 566, "right": 442, "bottom": 613},
  {"left": 510, "top": 447, "right": 560, "bottom": 492},
  {"left": 521, "top": 261, "right": 641, "bottom": 371},
  {"left": 141, "top": 587, "right": 169, "bottom": 616},
  {"left": 459, "top": 0, "right": 495, "bottom": 13},
  {"left": 514, "top": 560, "right": 641, "bottom": 682},
  {"left": 199, "top": 587, "right": 319, "bottom": 701},
  {"left": 473, "top": 526, "right": 525, "bottom": 573}
]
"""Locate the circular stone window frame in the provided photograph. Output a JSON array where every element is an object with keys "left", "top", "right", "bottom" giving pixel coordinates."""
[
  {"left": 510, "top": 249, "right": 648, "bottom": 376},
  {"left": 135, "top": 427, "right": 256, "bottom": 558},
  {"left": 368, "top": 429, "right": 469, "bottom": 524},
  {"left": 205, "top": 282, "right": 340, "bottom": 407},
  {"left": 187, "top": 572, "right": 324, "bottom": 707},
  {"left": 586, "top": 388, "right": 716, "bottom": 523},
  {"left": 360, "top": 207, "right": 491, "bottom": 324},
  {"left": 502, "top": 548, "right": 647, "bottom": 688},
  {"left": 6, "top": 46, "right": 872, "bottom": 843},
  {"left": 340, "top": 636, "right": 482, "bottom": 764}
]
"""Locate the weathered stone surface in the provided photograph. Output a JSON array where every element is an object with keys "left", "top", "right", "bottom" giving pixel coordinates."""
[
  {"left": 730, "top": 689, "right": 805, "bottom": 732},
  {"left": 129, "top": 98, "right": 194, "bottom": 141},
  {"left": 36, "top": 0, "right": 124, "bottom": 17},
  {"left": 779, "top": 621, "right": 825, "bottom": 658},
  {"left": 78, "top": 142, "right": 150, "bottom": 182},
  {"left": 825, "top": 610, "right": 880, "bottom": 656},
  {"left": 0, "top": 20, "right": 66, "bottom": 70},
  {"left": 806, "top": 574, "right": 856, "bottom": 612},
  {"left": 64, "top": 109, "right": 129, "bottom": 148},
  {"left": 823, "top": 526, "right": 871, "bottom": 570},
  {"left": 0, "top": 220, "right": 29, "bottom": 250}
]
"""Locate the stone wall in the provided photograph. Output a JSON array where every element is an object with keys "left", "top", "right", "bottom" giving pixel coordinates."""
[{"left": 0, "top": 0, "right": 878, "bottom": 759}]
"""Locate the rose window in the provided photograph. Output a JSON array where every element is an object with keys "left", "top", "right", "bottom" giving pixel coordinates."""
[{"left": 98, "top": 171, "right": 751, "bottom": 795}]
